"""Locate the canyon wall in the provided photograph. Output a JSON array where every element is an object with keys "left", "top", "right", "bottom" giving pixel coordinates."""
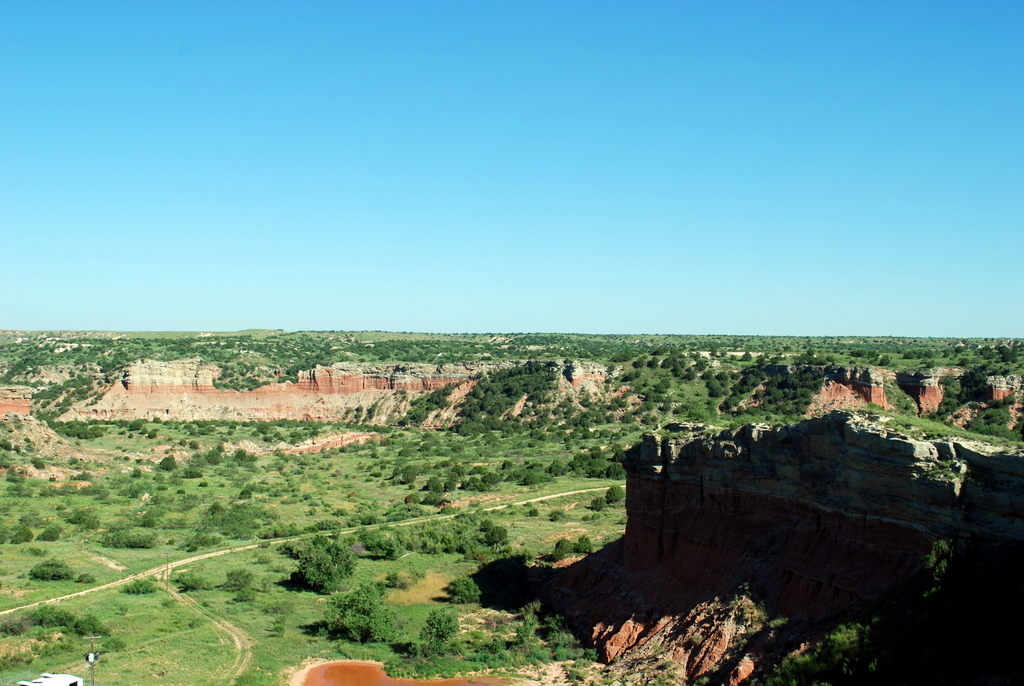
[
  {"left": 764, "top": 365, "right": 889, "bottom": 410},
  {"left": 767, "top": 365, "right": 1019, "bottom": 416},
  {"left": 62, "top": 358, "right": 611, "bottom": 422},
  {"left": 986, "top": 375, "right": 1024, "bottom": 402},
  {"left": 547, "top": 412, "right": 1024, "bottom": 681},
  {"left": 0, "top": 386, "right": 32, "bottom": 415}
]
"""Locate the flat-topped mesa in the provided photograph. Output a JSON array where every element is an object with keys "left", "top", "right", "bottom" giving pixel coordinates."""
[
  {"left": 62, "top": 358, "right": 609, "bottom": 422},
  {"left": 0, "top": 386, "right": 32, "bottom": 415},
  {"left": 292, "top": 362, "right": 513, "bottom": 394},
  {"left": 764, "top": 364, "right": 889, "bottom": 408},
  {"left": 986, "top": 375, "right": 1023, "bottom": 402},
  {"left": 546, "top": 412, "right": 1024, "bottom": 679},
  {"left": 65, "top": 359, "right": 518, "bottom": 421}
]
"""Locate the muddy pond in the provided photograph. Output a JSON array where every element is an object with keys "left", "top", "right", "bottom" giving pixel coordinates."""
[{"left": 300, "top": 661, "right": 509, "bottom": 686}]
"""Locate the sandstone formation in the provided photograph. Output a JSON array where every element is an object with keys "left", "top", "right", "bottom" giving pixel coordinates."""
[
  {"left": 562, "top": 361, "right": 611, "bottom": 391},
  {"left": 764, "top": 365, "right": 889, "bottom": 409},
  {"left": 546, "top": 412, "right": 1024, "bottom": 682},
  {"left": 62, "top": 358, "right": 612, "bottom": 422},
  {"left": 895, "top": 370, "right": 946, "bottom": 414},
  {"left": 0, "top": 386, "right": 32, "bottom": 415},
  {"left": 986, "top": 375, "right": 1023, "bottom": 402}
]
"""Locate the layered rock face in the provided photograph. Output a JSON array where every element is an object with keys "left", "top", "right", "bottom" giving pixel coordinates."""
[
  {"left": 547, "top": 413, "right": 1024, "bottom": 681},
  {"left": 765, "top": 365, "right": 889, "bottom": 409},
  {"left": 0, "top": 386, "right": 32, "bottom": 415},
  {"left": 63, "top": 358, "right": 609, "bottom": 422},
  {"left": 561, "top": 361, "right": 610, "bottom": 392},
  {"left": 64, "top": 359, "right": 516, "bottom": 421},
  {"left": 896, "top": 370, "right": 945, "bottom": 413},
  {"left": 986, "top": 375, "right": 1023, "bottom": 402}
]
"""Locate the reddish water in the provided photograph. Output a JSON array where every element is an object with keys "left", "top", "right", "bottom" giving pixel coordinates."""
[{"left": 301, "top": 661, "right": 507, "bottom": 686}]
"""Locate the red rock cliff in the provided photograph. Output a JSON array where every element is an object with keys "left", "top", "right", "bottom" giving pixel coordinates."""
[
  {"left": 896, "top": 370, "right": 946, "bottom": 414},
  {"left": 765, "top": 365, "right": 889, "bottom": 411},
  {"left": 0, "top": 386, "right": 32, "bottom": 415},
  {"left": 546, "top": 413, "right": 1024, "bottom": 682},
  {"left": 61, "top": 358, "right": 607, "bottom": 422}
]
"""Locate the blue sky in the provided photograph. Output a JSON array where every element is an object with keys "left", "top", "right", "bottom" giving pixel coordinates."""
[{"left": 1, "top": 2, "right": 1021, "bottom": 336}]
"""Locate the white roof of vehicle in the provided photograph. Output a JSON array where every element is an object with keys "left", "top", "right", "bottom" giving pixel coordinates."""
[{"left": 18, "top": 674, "right": 83, "bottom": 686}]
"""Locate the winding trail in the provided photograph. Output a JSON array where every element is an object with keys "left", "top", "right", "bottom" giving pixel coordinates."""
[
  {"left": 163, "top": 574, "right": 253, "bottom": 684},
  {"left": 0, "top": 485, "right": 611, "bottom": 618},
  {"left": 0, "top": 486, "right": 613, "bottom": 684}
]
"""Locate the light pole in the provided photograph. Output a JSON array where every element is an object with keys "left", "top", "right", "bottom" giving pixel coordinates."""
[{"left": 84, "top": 636, "right": 101, "bottom": 686}]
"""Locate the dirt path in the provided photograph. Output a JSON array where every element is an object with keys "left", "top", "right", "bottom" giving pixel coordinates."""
[
  {"left": 0, "top": 486, "right": 615, "bottom": 621},
  {"left": 0, "top": 486, "right": 615, "bottom": 620},
  {"left": 163, "top": 573, "right": 253, "bottom": 684}
]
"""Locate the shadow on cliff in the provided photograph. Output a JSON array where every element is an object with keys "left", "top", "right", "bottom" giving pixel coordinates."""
[{"left": 766, "top": 540, "right": 1024, "bottom": 686}]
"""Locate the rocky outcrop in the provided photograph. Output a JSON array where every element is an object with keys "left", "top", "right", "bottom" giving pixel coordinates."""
[
  {"left": 562, "top": 361, "right": 612, "bottom": 390},
  {"left": 765, "top": 365, "right": 889, "bottom": 409},
  {"left": 62, "top": 358, "right": 604, "bottom": 422},
  {"left": 986, "top": 375, "right": 1023, "bottom": 402},
  {"left": 546, "top": 412, "right": 1024, "bottom": 681},
  {"left": 63, "top": 359, "right": 518, "bottom": 422},
  {"left": 896, "top": 370, "right": 946, "bottom": 414},
  {"left": 0, "top": 386, "right": 32, "bottom": 415}
]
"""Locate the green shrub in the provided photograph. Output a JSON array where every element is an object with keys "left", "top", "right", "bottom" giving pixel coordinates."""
[
  {"left": 175, "top": 571, "right": 213, "bottom": 592},
  {"left": 323, "top": 581, "right": 398, "bottom": 643},
  {"left": 420, "top": 607, "right": 459, "bottom": 654},
  {"left": 101, "top": 529, "right": 158, "bottom": 549},
  {"left": 9, "top": 524, "right": 33, "bottom": 544},
  {"left": 38, "top": 524, "right": 62, "bottom": 541},
  {"left": 447, "top": 576, "right": 481, "bottom": 604},
  {"left": 122, "top": 578, "right": 158, "bottom": 595},
  {"left": 293, "top": 534, "right": 357, "bottom": 593},
  {"left": 28, "top": 559, "right": 75, "bottom": 581}
]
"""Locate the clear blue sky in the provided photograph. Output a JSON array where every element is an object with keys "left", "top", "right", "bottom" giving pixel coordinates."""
[{"left": 2, "top": 2, "right": 1020, "bottom": 336}]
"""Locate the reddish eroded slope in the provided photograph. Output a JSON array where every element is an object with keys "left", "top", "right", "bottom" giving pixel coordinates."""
[
  {"left": 61, "top": 358, "right": 611, "bottom": 423},
  {"left": 0, "top": 385, "right": 32, "bottom": 415},
  {"left": 62, "top": 359, "right": 515, "bottom": 422},
  {"left": 545, "top": 412, "right": 1024, "bottom": 683}
]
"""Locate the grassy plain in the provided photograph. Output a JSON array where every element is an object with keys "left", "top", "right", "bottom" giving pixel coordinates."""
[{"left": 0, "top": 417, "right": 630, "bottom": 685}]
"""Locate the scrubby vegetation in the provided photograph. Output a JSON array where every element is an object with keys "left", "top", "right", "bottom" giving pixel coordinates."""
[{"left": 0, "top": 330, "right": 1021, "bottom": 684}]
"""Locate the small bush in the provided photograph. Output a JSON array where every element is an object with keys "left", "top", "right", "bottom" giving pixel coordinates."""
[
  {"left": 101, "top": 529, "right": 158, "bottom": 549},
  {"left": 122, "top": 578, "right": 158, "bottom": 595},
  {"left": 29, "top": 559, "right": 76, "bottom": 581},
  {"left": 175, "top": 571, "right": 213, "bottom": 592},
  {"left": 38, "top": 524, "right": 62, "bottom": 542},
  {"left": 447, "top": 576, "right": 481, "bottom": 604},
  {"left": 9, "top": 524, "right": 33, "bottom": 544}
]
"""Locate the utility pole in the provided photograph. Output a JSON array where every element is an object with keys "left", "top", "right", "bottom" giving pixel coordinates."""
[{"left": 83, "top": 636, "right": 101, "bottom": 686}]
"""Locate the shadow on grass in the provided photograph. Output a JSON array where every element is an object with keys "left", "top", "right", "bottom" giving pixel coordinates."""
[{"left": 471, "top": 554, "right": 535, "bottom": 610}]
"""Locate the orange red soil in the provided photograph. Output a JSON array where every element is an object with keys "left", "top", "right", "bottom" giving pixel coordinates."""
[{"left": 300, "top": 661, "right": 506, "bottom": 686}]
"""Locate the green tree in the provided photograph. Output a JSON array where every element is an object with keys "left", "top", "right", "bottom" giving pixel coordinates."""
[
  {"left": 323, "top": 582, "right": 398, "bottom": 643},
  {"left": 158, "top": 455, "right": 177, "bottom": 471},
  {"left": 447, "top": 576, "right": 481, "bottom": 604},
  {"left": 604, "top": 485, "right": 625, "bottom": 504},
  {"left": 420, "top": 607, "right": 458, "bottom": 654},
  {"left": 295, "top": 534, "right": 357, "bottom": 593}
]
